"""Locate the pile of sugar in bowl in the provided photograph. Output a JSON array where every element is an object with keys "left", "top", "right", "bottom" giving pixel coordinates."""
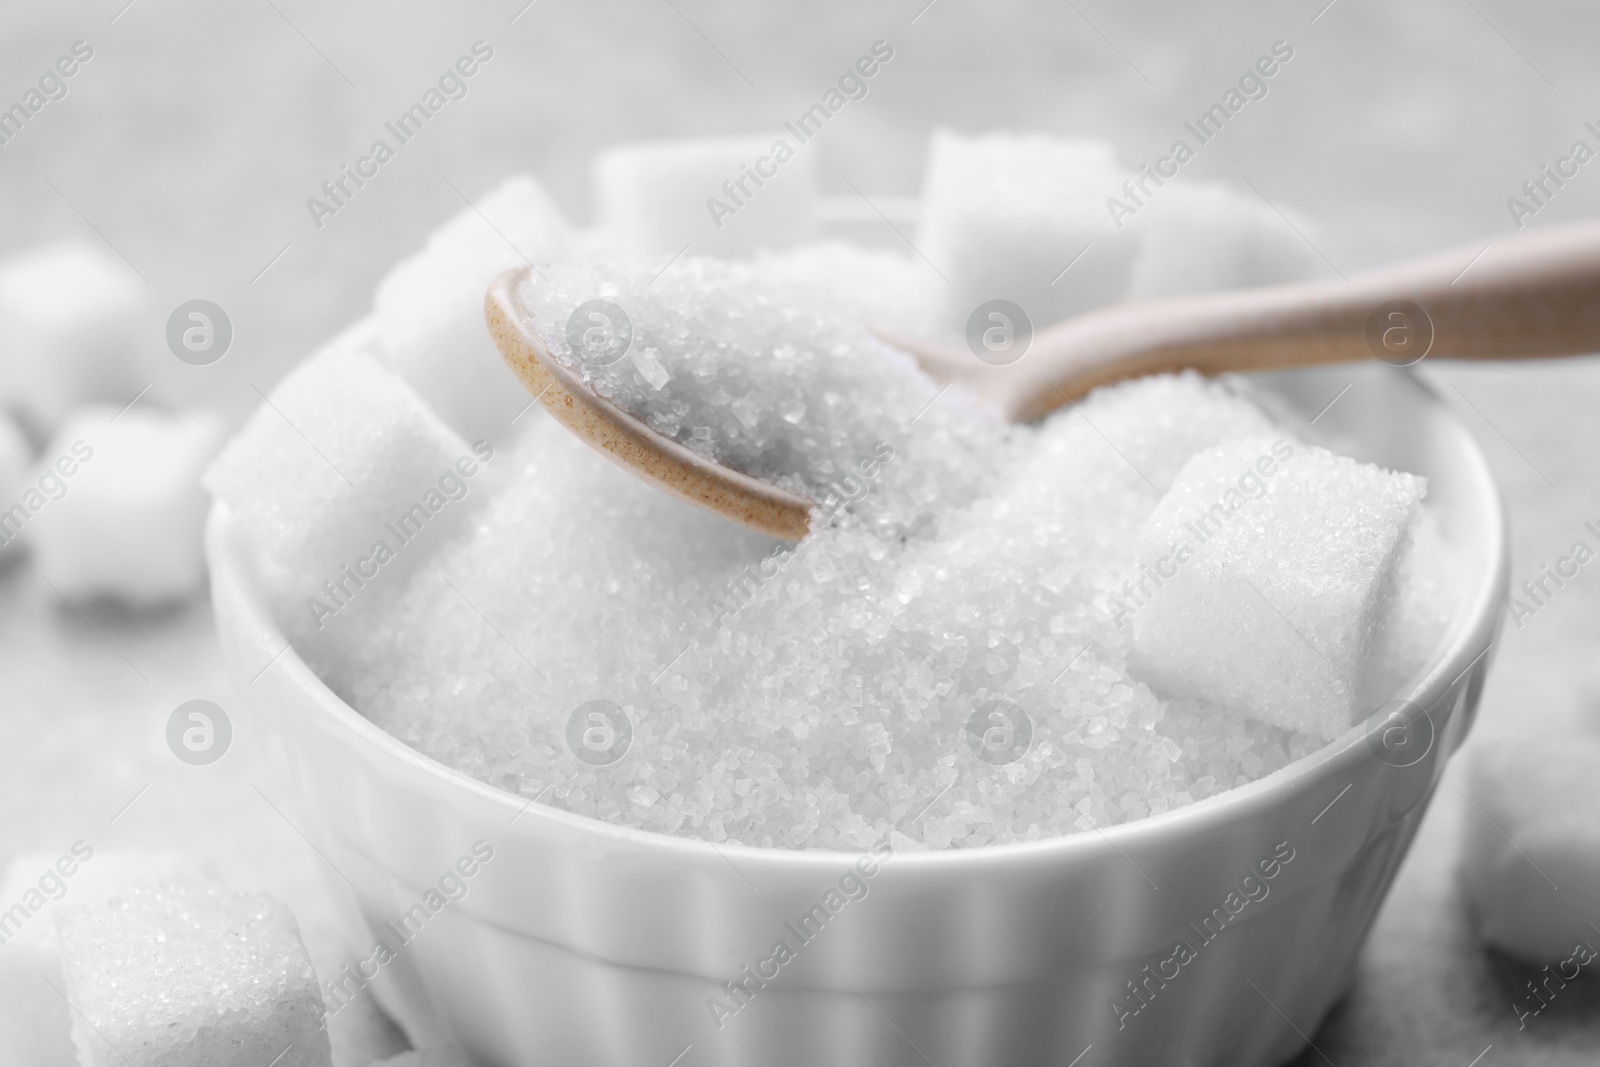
[{"left": 207, "top": 131, "right": 1456, "bottom": 850}]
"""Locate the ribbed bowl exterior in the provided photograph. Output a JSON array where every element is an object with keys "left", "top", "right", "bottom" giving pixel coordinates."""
[{"left": 209, "top": 363, "right": 1507, "bottom": 1067}]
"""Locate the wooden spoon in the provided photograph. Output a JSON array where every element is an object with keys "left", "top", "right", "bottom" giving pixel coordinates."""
[
  {"left": 486, "top": 220, "right": 1600, "bottom": 540},
  {"left": 881, "top": 219, "right": 1600, "bottom": 422}
]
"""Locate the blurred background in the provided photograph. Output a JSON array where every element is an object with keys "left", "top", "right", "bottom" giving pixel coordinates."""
[
  {"left": 3, "top": 0, "right": 1600, "bottom": 1063},
  {"left": 3, "top": 0, "right": 1598, "bottom": 412}
]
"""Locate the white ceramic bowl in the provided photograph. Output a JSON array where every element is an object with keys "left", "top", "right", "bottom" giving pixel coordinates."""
[{"left": 208, "top": 360, "right": 1507, "bottom": 1067}]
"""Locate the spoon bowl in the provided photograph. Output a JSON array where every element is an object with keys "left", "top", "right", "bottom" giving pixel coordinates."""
[{"left": 486, "top": 269, "right": 813, "bottom": 540}]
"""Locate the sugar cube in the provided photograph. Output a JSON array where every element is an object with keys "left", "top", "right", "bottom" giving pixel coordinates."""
[
  {"left": 203, "top": 337, "right": 479, "bottom": 627},
  {"left": 56, "top": 879, "right": 330, "bottom": 1067},
  {"left": 0, "top": 412, "right": 30, "bottom": 558},
  {"left": 27, "top": 406, "right": 225, "bottom": 605},
  {"left": 374, "top": 175, "right": 576, "bottom": 442},
  {"left": 1365, "top": 508, "right": 1458, "bottom": 698},
  {"left": 1126, "top": 182, "right": 1322, "bottom": 300},
  {"left": 1459, "top": 734, "right": 1600, "bottom": 962},
  {"left": 0, "top": 849, "right": 207, "bottom": 1067},
  {"left": 914, "top": 128, "right": 1139, "bottom": 335},
  {"left": 0, "top": 240, "right": 146, "bottom": 431},
  {"left": 593, "top": 136, "right": 817, "bottom": 258},
  {"left": 1130, "top": 437, "right": 1425, "bottom": 740}
]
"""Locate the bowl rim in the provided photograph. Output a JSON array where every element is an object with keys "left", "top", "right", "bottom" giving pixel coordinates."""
[{"left": 211, "top": 364, "right": 1509, "bottom": 876}]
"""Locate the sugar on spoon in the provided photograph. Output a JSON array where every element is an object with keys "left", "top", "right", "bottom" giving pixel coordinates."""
[{"left": 486, "top": 219, "right": 1600, "bottom": 542}]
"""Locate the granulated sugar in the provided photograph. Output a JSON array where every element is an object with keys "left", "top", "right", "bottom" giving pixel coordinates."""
[
  {"left": 297, "top": 362, "right": 1447, "bottom": 850},
  {"left": 222, "top": 231, "right": 1456, "bottom": 850},
  {"left": 519, "top": 257, "right": 1004, "bottom": 534},
  {"left": 318, "top": 411, "right": 780, "bottom": 781}
]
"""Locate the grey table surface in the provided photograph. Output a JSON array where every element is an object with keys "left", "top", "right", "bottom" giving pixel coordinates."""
[{"left": 2, "top": 1, "right": 1599, "bottom": 1063}]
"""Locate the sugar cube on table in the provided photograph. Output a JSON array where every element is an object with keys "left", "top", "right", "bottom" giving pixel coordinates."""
[
  {"left": 1126, "top": 182, "right": 1322, "bottom": 300},
  {"left": 1459, "top": 733, "right": 1600, "bottom": 963},
  {"left": 914, "top": 127, "right": 1139, "bottom": 337},
  {"left": 593, "top": 135, "right": 818, "bottom": 259},
  {"left": 0, "top": 849, "right": 207, "bottom": 1067},
  {"left": 0, "top": 240, "right": 146, "bottom": 432},
  {"left": 26, "top": 406, "right": 225, "bottom": 605},
  {"left": 0, "top": 412, "right": 30, "bottom": 558},
  {"left": 204, "top": 338, "right": 477, "bottom": 626},
  {"left": 1130, "top": 436, "right": 1425, "bottom": 740},
  {"left": 373, "top": 175, "right": 574, "bottom": 442},
  {"left": 56, "top": 879, "right": 330, "bottom": 1067}
]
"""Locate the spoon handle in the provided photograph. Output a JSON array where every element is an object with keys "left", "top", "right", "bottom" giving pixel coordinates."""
[{"left": 1012, "top": 219, "right": 1600, "bottom": 421}]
